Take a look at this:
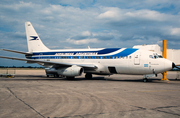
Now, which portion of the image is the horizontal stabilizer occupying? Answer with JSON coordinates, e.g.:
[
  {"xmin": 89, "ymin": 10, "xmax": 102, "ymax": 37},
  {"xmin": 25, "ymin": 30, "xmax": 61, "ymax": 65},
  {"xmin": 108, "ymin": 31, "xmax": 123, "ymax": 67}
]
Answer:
[{"xmin": 1, "ymin": 49, "xmax": 32, "ymax": 55}]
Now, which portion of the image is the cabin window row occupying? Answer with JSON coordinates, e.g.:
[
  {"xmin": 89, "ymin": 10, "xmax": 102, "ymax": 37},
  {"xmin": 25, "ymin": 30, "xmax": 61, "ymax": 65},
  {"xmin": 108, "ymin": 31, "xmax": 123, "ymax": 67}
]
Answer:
[{"xmin": 34, "ymin": 56, "xmax": 132, "ymax": 59}]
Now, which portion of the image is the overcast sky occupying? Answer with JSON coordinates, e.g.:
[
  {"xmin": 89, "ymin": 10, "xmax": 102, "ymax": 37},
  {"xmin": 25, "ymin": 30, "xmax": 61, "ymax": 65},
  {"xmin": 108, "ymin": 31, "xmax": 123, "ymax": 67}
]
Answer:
[{"xmin": 0, "ymin": 0, "xmax": 180, "ymax": 66}]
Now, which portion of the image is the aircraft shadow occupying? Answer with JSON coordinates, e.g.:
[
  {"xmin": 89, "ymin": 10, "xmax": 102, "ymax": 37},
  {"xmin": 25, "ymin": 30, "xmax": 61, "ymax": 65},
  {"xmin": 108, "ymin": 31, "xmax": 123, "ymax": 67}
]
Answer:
[{"xmin": 0, "ymin": 75, "xmax": 177, "ymax": 83}]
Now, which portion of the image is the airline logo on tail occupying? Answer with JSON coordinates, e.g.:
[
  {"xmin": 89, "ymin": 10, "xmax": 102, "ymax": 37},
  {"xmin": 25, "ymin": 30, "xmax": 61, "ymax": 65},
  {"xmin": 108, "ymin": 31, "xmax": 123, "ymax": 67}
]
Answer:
[{"xmin": 30, "ymin": 36, "xmax": 39, "ymax": 41}]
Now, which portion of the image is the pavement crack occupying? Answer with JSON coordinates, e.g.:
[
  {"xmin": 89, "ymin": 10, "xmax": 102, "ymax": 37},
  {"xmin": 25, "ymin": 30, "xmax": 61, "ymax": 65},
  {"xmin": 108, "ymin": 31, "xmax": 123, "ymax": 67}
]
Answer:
[
  {"xmin": 151, "ymin": 106, "xmax": 180, "ymax": 117},
  {"xmin": 152, "ymin": 106, "xmax": 179, "ymax": 110},
  {"xmin": 156, "ymin": 109, "xmax": 180, "ymax": 117},
  {"xmin": 7, "ymin": 87, "xmax": 45, "ymax": 118},
  {"xmin": 131, "ymin": 105, "xmax": 146, "ymax": 110}
]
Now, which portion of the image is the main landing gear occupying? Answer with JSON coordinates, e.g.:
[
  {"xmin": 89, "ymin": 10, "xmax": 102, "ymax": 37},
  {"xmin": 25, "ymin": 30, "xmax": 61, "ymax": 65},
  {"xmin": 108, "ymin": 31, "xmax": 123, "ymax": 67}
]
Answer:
[
  {"xmin": 85, "ymin": 73, "xmax": 92, "ymax": 79},
  {"xmin": 143, "ymin": 78, "xmax": 148, "ymax": 82},
  {"xmin": 66, "ymin": 76, "xmax": 75, "ymax": 80}
]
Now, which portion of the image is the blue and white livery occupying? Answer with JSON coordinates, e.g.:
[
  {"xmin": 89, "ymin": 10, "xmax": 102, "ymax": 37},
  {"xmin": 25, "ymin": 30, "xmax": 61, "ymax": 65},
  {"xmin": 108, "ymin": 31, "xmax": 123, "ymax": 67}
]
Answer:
[{"xmin": 0, "ymin": 22, "xmax": 174, "ymax": 80}]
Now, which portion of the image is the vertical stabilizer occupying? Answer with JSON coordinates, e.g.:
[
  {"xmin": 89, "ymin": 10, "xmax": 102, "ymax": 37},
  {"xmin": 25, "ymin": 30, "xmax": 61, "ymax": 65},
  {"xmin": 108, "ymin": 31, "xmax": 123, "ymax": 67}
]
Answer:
[{"xmin": 25, "ymin": 22, "xmax": 49, "ymax": 52}]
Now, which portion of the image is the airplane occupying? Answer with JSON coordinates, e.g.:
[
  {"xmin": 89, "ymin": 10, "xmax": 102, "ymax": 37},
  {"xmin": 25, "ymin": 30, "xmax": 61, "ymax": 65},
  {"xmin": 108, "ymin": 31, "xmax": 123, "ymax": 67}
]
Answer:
[{"xmin": 0, "ymin": 22, "xmax": 179, "ymax": 81}]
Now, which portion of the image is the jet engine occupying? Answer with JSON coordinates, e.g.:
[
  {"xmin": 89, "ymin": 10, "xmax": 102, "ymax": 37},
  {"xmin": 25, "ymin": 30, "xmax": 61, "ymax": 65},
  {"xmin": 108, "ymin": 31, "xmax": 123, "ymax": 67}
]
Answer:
[
  {"xmin": 45, "ymin": 65, "xmax": 83, "ymax": 77},
  {"xmin": 57, "ymin": 65, "xmax": 83, "ymax": 77}
]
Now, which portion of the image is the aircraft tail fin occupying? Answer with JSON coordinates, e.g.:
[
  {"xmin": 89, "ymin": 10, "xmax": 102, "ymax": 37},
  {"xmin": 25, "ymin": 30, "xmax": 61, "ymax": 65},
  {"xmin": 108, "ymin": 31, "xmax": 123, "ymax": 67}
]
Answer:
[{"xmin": 25, "ymin": 22, "xmax": 50, "ymax": 52}]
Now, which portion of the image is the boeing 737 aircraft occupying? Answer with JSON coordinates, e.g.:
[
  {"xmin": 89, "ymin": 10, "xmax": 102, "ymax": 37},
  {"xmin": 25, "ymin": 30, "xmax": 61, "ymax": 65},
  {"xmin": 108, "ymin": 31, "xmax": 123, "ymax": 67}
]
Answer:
[{"xmin": 0, "ymin": 22, "xmax": 178, "ymax": 81}]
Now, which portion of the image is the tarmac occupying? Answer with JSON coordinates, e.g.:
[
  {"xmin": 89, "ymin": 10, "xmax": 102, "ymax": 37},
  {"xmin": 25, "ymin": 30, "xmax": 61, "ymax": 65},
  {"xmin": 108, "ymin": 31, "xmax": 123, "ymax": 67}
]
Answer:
[{"xmin": 0, "ymin": 69, "xmax": 180, "ymax": 118}]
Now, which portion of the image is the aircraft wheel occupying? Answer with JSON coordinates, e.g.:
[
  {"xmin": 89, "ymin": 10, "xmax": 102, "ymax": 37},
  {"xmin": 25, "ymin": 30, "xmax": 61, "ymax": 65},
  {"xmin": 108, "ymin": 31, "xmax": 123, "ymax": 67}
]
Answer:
[
  {"xmin": 53, "ymin": 74, "xmax": 59, "ymax": 78},
  {"xmin": 143, "ymin": 78, "xmax": 148, "ymax": 82},
  {"xmin": 66, "ymin": 76, "xmax": 75, "ymax": 80},
  {"xmin": 85, "ymin": 73, "xmax": 92, "ymax": 79}
]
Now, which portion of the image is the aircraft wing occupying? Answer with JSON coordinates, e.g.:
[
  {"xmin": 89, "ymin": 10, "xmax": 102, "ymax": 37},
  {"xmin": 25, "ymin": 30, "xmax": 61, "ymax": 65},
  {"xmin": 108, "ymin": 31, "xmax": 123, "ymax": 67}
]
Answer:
[
  {"xmin": 1, "ymin": 49, "xmax": 32, "ymax": 55},
  {"xmin": 0, "ymin": 56, "xmax": 97, "ymax": 69}
]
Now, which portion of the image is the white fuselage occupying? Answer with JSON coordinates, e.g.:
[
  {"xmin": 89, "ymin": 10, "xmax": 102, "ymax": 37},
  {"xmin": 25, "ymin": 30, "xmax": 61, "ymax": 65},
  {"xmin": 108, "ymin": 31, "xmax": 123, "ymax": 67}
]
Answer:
[{"xmin": 28, "ymin": 48, "xmax": 172, "ymax": 75}]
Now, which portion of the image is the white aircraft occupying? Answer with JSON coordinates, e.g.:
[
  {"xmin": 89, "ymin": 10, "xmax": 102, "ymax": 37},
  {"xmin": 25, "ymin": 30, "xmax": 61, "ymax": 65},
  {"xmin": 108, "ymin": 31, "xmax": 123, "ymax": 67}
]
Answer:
[{"xmin": 0, "ymin": 22, "xmax": 178, "ymax": 81}]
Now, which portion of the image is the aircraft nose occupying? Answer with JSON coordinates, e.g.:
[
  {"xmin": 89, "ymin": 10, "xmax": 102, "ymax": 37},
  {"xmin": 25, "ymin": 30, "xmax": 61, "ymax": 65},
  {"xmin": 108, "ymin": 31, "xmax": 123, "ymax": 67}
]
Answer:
[{"xmin": 163, "ymin": 59, "xmax": 173, "ymax": 72}]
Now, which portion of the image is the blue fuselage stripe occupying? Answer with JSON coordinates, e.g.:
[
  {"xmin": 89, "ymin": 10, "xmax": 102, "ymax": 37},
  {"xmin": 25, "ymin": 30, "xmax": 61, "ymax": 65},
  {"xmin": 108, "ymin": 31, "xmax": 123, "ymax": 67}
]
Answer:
[
  {"xmin": 27, "ymin": 48, "xmax": 138, "ymax": 59},
  {"xmin": 114, "ymin": 48, "xmax": 138, "ymax": 57},
  {"xmin": 32, "ymin": 48, "xmax": 121, "ymax": 55}
]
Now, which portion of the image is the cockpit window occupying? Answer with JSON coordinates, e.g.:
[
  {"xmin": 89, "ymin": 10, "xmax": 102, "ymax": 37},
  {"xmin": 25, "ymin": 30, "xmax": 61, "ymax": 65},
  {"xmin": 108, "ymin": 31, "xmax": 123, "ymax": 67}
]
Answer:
[
  {"xmin": 149, "ymin": 55, "xmax": 153, "ymax": 59},
  {"xmin": 158, "ymin": 55, "xmax": 163, "ymax": 58},
  {"xmin": 154, "ymin": 55, "xmax": 158, "ymax": 59},
  {"xmin": 150, "ymin": 53, "xmax": 163, "ymax": 59},
  {"xmin": 153, "ymin": 53, "xmax": 158, "ymax": 59}
]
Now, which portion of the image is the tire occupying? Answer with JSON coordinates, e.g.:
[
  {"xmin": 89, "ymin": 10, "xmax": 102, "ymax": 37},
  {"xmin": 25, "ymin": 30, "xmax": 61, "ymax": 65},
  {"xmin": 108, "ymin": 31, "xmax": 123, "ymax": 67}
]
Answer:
[
  {"xmin": 85, "ymin": 73, "xmax": 92, "ymax": 79},
  {"xmin": 66, "ymin": 76, "xmax": 75, "ymax": 80}
]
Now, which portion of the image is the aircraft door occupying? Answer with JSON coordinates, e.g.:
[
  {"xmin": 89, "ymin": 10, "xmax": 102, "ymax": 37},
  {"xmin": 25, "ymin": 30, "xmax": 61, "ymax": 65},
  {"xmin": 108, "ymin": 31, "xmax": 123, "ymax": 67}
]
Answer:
[
  {"xmin": 134, "ymin": 53, "xmax": 140, "ymax": 65},
  {"xmin": 149, "ymin": 61, "xmax": 151, "ymax": 70}
]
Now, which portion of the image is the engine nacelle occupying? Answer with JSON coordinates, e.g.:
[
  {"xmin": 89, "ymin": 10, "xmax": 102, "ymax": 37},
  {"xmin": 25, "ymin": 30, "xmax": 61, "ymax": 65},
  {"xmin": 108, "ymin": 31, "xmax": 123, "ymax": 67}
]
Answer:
[{"xmin": 57, "ymin": 65, "xmax": 83, "ymax": 77}]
